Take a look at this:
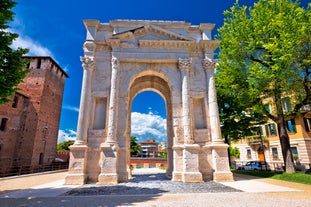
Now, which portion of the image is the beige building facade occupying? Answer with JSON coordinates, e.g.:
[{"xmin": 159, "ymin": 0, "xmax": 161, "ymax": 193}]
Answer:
[{"xmin": 65, "ymin": 20, "xmax": 233, "ymax": 184}]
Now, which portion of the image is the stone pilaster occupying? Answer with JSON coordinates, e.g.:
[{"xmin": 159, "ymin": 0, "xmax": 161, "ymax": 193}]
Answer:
[
  {"xmin": 203, "ymin": 58, "xmax": 233, "ymax": 182},
  {"xmin": 98, "ymin": 56, "xmax": 120, "ymax": 184}
]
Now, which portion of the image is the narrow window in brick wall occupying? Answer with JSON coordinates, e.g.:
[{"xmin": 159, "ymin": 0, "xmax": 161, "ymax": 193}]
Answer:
[
  {"xmin": 0, "ymin": 118, "xmax": 8, "ymax": 131},
  {"xmin": 12, "ymin": 95, "xmax": 19, "ymax": 108},
  {"xmin": 37, "ymin": 58, "xmax": 41, "ymax": 69}
]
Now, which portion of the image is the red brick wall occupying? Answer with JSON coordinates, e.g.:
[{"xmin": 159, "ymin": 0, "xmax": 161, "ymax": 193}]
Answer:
[{"xmin": 0, "ymin": 57, "xmax": 67, "ymax": 173}]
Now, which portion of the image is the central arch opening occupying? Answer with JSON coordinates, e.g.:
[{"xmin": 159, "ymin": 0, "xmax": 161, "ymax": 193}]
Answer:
[
  {"xmin": 131, "ymin": 91, "xmax": 167, "ymax": 165},
  {"xmin": 127, "ymin": 73, "xmax": 174, "ymax": 180}
]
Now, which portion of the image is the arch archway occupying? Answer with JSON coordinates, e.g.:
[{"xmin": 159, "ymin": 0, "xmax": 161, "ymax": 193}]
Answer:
[
  {"xmin": 127, "ymin": 74, "xmax": 174, "ymax": 178},
  {"xmin": 65, "ymin": 19, "xmax": 233, "ymax": 185}
]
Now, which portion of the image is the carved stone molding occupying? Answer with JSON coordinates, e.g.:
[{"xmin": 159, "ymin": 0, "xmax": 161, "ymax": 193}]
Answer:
[
  {"xmin": 178, "ymin": 58, "xmax": 192, "ymax": 71},
  {"xmin": 80, "ymin": 56, "xmax": 95, "ymax": 71},
  {"xmin": 203, "ymin": 58, "xmax": 216, "ymax": 71}
]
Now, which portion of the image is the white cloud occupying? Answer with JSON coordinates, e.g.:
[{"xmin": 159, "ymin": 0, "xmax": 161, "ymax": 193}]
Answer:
[
  {"xmin": 63, "ymin": 105, "xmax": 79, "ymax": 113},
  {"xmin": 58, "ymin": 129, "xmax": 77, "ymax": 143},
  {"xmin": 11, "ymin": 33, "xmax": 53, "ymax": 56},
  {"xmin": 8, "ymin": 15, "xmax": 53, "ymax": 57},
  {"xmin": 131, "ymin": 112, "xmax": 167, "ymax": 143}
]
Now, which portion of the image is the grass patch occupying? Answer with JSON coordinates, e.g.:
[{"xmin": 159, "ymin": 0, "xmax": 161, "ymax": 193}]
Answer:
[
  {"xmin": 233, "ymin": 170, "xmax": 311, "ymax": 185},
  {"xmin": 271, "ymin": 173, "xmax": 311, "ymax": 185},
  {"xmin": 232, "ymin": 170, "xmax": 278, "ymax": 178}
]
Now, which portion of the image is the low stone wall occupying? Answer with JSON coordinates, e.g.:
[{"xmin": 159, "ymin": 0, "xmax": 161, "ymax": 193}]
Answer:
[{"xmin": 130, "ymin": 158, "xmax": 167, "ymax": 169}]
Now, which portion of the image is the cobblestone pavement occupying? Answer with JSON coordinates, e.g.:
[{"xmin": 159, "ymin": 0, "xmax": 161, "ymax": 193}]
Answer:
[{"xmin": 64, "ymin": 172, "xmax": 240, "ymax": 196}]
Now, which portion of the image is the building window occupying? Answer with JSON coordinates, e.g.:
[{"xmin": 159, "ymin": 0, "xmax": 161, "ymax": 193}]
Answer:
[
  {"xmin": 264, "ymin": 104, "xmax": 271, "ymax": 113},
  {"xmin": 265, "ymin": 123, "xmax": 277, "ymax": 137},
  {"xmin": 39, "ymin": 153, "xmax": 44, "ymax": 165},
  {"xmin": 247, "ymin": 149, "xmax": 252, "ymax": 159},
  {"xmin": 272, "ymin": 147, "xmax": 278, "ymax": 159},
  {"xmin": 251, "ymin": 126, "xmax": 263, "ymax": 136},
  {"xmin": 282, "ymin": 97, "xmax": 292, "ymax": 113},
  {"xmin": 303, "ymin": 118, "xmax": 311, "ymax": 132},
  {"xmin": 12, "ymin": 95, "xmax": 19, "ymax": 108},
  {"xmin": 0, "ymin": 118, "xmax": 8, "ymax": 131},
  {"xmin": 286, "ymin": 119, "xmax": 296, "ymax": 133},
  {"xmin": 37, "ymin": 58, "xmax": 41, "ymax": 69},
  {"xmin": 291, "ymin": 146, "xmax": 299, "ymax": 160}
]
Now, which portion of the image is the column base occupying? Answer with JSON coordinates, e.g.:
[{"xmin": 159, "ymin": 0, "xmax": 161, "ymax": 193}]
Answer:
[
  {"xmin": 65, "ymin": 173, "xmax": 86, "ymax": 185},
  {"xmin": 97, "ymin": 173, "xmax": 118, "ymax": 184},
  {"xmin": 213, "ymin": 171, "xmax": 234, "ymax": 182},
  {"xmin": 118, "ymin": 171, "xmax": 130, "ymax": 182},
  {"xmin": 182, "ymin": 172, "xmax": 203, "ymax": 183},
  {"xmin": 172, "ymin": 171, "xmax": 182, "ymax": 182}
]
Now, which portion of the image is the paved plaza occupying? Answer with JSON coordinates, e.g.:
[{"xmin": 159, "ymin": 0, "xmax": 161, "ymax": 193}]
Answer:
[{"xmin": 0, "ymin": 169, "xmax": 310, "ymax": 207}]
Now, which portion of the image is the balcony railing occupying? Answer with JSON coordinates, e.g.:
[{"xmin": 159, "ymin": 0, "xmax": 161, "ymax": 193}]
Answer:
[{"xmin": 246, "ymin": 135, "xmax": 266, "ymax": 145}]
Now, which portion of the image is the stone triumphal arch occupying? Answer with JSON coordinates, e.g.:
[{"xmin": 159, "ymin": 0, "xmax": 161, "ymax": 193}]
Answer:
[{"xmin": 65, "ymin": 20, "xmax": 233, "ymax": 184}]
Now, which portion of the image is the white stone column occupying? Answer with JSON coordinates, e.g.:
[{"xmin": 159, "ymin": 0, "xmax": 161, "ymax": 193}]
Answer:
[
  {"xmin": 178, "ymin": 58, "xmax": 193, "ymax": 144},
  {"xmin": 204, "ymin": 58, "xmax": 233, "ymax": 182},
  {"xmin": 75, "ymin": 56, "xmax": 95, "ymax": 145},
  {"xmin": 106, "ymin": 56, "xmax": 119, "ymax": 143},
  {"xmin": 65, "ymin": 56, "xmax": 93, "ymax": 185},
  {"xmin": 203, "ymin": 58, "xmax": 223, "ymax": 144},
  {"xmin": 98, "ymin": 56, "xmax": 119, "ymax": 184}
]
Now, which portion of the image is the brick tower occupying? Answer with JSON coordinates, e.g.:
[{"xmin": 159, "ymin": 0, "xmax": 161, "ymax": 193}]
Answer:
[{"xmin": 0, "ymin": 56, "xmax": 68, "ymax": 174}]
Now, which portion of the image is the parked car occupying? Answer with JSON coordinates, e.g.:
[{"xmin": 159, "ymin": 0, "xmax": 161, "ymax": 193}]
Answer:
[{"xmin": 242, "ymin": 161, "xmax": 271, "ymax": 171}]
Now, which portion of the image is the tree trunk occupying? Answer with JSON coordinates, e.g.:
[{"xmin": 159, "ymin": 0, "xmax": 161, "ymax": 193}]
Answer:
[
  {"xmin": 275, "ymin": 96, "xmax": 295, "ymax": 173},
  {"xmin": 224, "ymin": 134, "xmax": 231, "ymax": 168}
]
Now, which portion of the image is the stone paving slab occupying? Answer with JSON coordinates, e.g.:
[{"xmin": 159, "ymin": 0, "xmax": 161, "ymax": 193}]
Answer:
[{"xmin": 0, "ymin": 170, "xmax": 311, "ymax": 207}]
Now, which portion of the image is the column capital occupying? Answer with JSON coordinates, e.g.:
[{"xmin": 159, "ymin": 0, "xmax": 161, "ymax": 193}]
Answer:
[
  {"xmin": 80, "ymin": 56, "xmax": 95, "ymax": 71},
  {"xmin": 203, "ymin": 58, "xmax": 216, "ymax": 72},
  {"xmin": 111, "ymin": 56, "xmax": 120, "ymax": 69},
  {"xmin": 178, "ymin": 58, "xmax": 192, "ymax": 71}
]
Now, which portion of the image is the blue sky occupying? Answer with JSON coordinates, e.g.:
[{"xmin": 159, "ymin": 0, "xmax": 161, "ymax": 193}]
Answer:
[{"xmin": 10, "ymin": 0, "xmax": 309, "ymax": 143}]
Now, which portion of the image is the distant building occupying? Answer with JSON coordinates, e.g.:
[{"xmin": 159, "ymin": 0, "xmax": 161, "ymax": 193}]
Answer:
[
  {"xmin": 139, "ymin": 139, "xmax": 158, "ymax": 158},
  {"xmin": 0, "ymin": 56, "xmax": 68, "ymax": 174},
  {"xmin": 232, "ymin": 97, "xmax": 311, "ymax": 171}
]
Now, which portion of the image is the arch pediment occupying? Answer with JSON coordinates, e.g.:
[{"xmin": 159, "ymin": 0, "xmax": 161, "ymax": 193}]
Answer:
[{"xmin": 110, "ymin": 24, "xmax": 195, "ymax": 42}]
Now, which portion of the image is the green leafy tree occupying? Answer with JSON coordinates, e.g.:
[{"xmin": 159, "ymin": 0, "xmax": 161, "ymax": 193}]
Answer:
[
  {"xmin": 229, "ymin": 146, "xmax": 240, "ymax": 159},
  {"xmin": 158, "ymin": 151, "xmax": 167, "ymax": 158},
  {"xmin": 57, "ymin": 140, "xmax": 74, "ymax": 152},
  {"xmin": 0, "ymin": 0, "xmax": 29, "ymax": 104},
  {"xmin": 217, "ymin": 87, "xmax": 267, "ymax": 166},
  {"xmin": 217, "ymin": 0, "xmax": 311, "ymax": 172},
  {"xmin": 130, "ymin": 136, "xmax": 141, "ymax": 157}
]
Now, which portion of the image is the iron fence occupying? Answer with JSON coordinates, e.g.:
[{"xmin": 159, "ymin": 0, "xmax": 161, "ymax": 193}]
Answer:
[{"xmin": 0, "ymin": 162, "xmax": 68, "ymax": 178}]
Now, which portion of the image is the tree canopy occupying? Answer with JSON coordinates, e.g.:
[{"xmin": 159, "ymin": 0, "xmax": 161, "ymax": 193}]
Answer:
[
  {"xmin": 216, "ymin": 0, "xmax": 311, "ymax": 172},
  {"xmin": 0, "ymin": 0, "xmax": 29, "ymax": 104},
  {"xmin": 130, "ymin": 136, "xmax": 141, "ymax": 157},
  {"xmin": 57, "ymin": 140, "xmax": 75, "ymax": 152}
]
